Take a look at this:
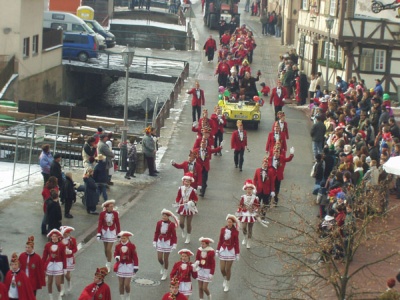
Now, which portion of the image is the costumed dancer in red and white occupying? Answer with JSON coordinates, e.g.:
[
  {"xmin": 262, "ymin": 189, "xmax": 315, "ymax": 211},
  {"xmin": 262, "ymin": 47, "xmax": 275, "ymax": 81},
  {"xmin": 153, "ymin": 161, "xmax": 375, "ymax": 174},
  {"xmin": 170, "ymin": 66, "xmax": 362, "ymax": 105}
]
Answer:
[
  {"xmin": 170, "ymin": 249, "xmax": 198, "ymax": 299},
  {"xmin": 162, "ymin": 277, "xmax": 188, "ymax": 300},
  {"xmin": 4, "ymin": 253, "xmax": 35, "ymax": 300},
  {"xmin": 0, "ymin": 282, "xmax": 8, "ymax": 300},
  {"xmin": 78, "ymin": 267, "xmax": 111, "ymax": 300},
  {"xmin": 19, "ymin": 236, "xmax": 46, "ymax": 296},
  {"xmin": 59, "ymin": 226, "xmax": 77, "ymax": 296},
  {"xmin": 114, "ymin": 231, "xmax": 139, "ymax": 300},
  {"xmin": 211, "ymin": 105, "xmax": 227, "ymax": 156},
  {"xmin": 171, "ymin": 150, "xmax": 203, "ymax": 190},
  {"xmin": 265, "ymin": 121, "xmax": 287, "ymax": 155},
  {"xmin": 174, "ymin": 173, "xmax": 198, "ymax": 244},
  {"xmin": 253, "ymin": 158, "xmax": 276, "ymax": 216},
  {"xmin": 231, "ymin": 120, "xmax": 248, "ymax": 172},
  {"xmin": 268, "ymin": 145, "xmax": 295, "ymax": 207},
  {"xmin": 269, "ymin": 80, "xmax": 288, "ymax": 120},
  {"xmin": 274, "ymin": 111, "xmax": 289, "ymax": 140},
  {"xmin": 42, "ymin": 229, "xmax": 67, "ymax": 300},
  {"xmin": 193, "ymin": 237, "xmax": 215, "ymax": 300},
  {"xmin": 216, "ymin": 214, "xmax": 240, "ymax": 292},
  {"xmin": 153, "ymin": 209, "xmax": 179, "ymax": 281},
  {"xmin": 236, "ymin": 179, "xmax": 260, "ymax": 249},
  {"xmin": 96, "ymin": 199, "xmax": 121, "ymax": 272}
]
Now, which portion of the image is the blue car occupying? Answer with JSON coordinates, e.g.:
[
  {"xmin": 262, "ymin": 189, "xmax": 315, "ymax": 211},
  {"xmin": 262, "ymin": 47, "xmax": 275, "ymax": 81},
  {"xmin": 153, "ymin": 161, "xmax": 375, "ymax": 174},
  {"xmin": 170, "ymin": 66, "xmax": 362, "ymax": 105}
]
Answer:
[{"xmin": 62, "ymin": 32, "xmax": 99, "ymax": 62}]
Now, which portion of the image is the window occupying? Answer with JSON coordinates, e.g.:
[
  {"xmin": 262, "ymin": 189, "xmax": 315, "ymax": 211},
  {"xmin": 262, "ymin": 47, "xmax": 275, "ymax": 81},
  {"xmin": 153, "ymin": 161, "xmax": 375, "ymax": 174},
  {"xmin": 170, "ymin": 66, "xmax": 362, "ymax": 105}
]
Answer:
[
  {"xmin": 324, "ymin": 41, "xmax": 335, "ymax": 61},
  {"xmin": 330, "ymin": 0, "xmax": 337, "ymax": 16},
  {"xmin": 51, "ymin": 23, "xmax": 67, "ymax": 30},
  {"xmin": 299, "ymin": 35, "xmax": 306, "ymax": 58},
  {"xmin": 359, "ymin": 48, "xmax": 386, "ymax": 72},
  {"xmin": 23, "ymin": 37, "xmax": 30, "ymax": 57},
  {"xmin": 302, "ymin": 0, "xmax": 308, "ymax": 10},
  {"xmin": 32, "ymin": 34, "xmax": 39, "ymax": 55},
  {"xmin": 72, "ymin": 24, "xmax": 85, "ymax": 32}
]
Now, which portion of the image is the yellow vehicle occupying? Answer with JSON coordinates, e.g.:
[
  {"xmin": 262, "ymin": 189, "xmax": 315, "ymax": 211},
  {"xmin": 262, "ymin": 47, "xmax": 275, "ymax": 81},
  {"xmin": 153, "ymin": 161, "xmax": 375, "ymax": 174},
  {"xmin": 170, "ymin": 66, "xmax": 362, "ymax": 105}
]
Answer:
[{"xmin": 220, "ymin": 99, "xmax": 261, "ymax": 129}]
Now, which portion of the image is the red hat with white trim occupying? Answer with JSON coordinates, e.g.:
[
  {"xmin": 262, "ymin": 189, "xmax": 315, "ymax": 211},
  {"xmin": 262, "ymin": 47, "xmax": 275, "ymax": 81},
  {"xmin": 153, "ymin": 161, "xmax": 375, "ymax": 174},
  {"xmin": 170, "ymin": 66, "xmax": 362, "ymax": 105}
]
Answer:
[
  {"xmin": 117, "ymin": 231, "xmax": 134, "ymax": 238},
  {"xmin": 60, "ymin": 226, "xmax": 75, "ymax": 235},
  {"xmin": 161, "ymin": 209, "xmax": 179, "ymax": 228},
  {"xmin": 47, "ymin": 229, "xmax": 63, "ymax": 239},
  {"xmin": 178, "ymin": 248, "xmax": 194, "ymax": 256},
  {"xmin": 242, "ymin": 179, "xmax": 256, "ymax": 191},
  {"xmin": 182, "ymin": 172, "xmax": 194, "ymax": 182},
  {"xmin": 199, "ymin": 237, "xmax": 214, "ymax": 244},
  {"xmin": 226, "ymin": 214, "xmax": 239, "ymax": 224},
  {"xmin": 102, "ymin": 199, "xmax": 116, "ymax": 208}
]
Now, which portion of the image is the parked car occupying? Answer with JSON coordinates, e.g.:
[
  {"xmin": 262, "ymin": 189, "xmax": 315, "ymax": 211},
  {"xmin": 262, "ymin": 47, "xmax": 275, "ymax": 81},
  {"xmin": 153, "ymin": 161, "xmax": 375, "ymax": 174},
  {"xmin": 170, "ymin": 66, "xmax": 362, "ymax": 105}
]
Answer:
[
  {"xmin": 62, "ymin": 32, "xmax": 99, "ymax": 62},
  {"xmin": 43, "ymin": 11, "xmax": 107, "ymax": 50},
  {"xmin": 83, "ymin": 19, "xmax": 116, "ymax": 48}
]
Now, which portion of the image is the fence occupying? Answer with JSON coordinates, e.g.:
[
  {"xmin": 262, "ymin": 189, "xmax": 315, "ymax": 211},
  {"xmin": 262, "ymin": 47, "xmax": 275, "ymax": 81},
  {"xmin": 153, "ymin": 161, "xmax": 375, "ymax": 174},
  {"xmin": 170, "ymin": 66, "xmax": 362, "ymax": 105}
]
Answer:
[{"xmin": 42, "ymin": 28, "xmax": 63, "ymax": 51}]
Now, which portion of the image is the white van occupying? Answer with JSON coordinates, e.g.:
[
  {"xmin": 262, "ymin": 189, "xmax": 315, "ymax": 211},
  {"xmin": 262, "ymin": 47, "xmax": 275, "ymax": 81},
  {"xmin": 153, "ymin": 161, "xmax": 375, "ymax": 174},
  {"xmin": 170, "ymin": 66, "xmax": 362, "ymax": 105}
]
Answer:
[{"xmin": 43, "ymin": 11, "xmax": 106, "ymax": 50}]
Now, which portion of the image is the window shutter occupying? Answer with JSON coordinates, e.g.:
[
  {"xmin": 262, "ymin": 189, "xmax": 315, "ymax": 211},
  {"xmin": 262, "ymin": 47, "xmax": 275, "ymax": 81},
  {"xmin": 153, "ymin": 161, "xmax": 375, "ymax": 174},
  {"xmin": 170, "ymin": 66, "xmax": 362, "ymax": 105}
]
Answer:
[{"xmin": 318, "ymin": 39, "xmax": 324, "ymax": 59}]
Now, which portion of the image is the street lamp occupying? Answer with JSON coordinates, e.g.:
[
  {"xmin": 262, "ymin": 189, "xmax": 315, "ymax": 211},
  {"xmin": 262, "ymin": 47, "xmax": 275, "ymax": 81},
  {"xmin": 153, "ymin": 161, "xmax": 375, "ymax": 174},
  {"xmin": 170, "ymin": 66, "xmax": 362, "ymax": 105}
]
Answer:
[
  {"xmin": 325, "ymin": 16, "xmax": 334, "ymax": 91},
  {"xmin": 120, "ymin": 44, "xmax": 135, "ymax": 171}
]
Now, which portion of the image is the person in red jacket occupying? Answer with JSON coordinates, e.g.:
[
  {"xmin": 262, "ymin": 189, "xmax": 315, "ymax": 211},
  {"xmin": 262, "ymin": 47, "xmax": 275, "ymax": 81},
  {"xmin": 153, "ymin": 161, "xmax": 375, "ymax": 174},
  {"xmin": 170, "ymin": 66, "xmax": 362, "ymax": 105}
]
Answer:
[
  {"xmin": 236, "ymin": 179, "xmax": 260, "ymax": 249},
  {"xmin": 170, "ymin": 249, "xmax": 197, "ymax": 298},
  {"xmin": 96, "ymin": 200, "xmax": 121, "ymax": 272},
  {"xmin": 162, "ymin": 277, "xmax": 188, "ymax": 300},
  {"xmin": 78, "ymin": 267, "xmax": 111, "ymax": 300},
  {"xmin": 4, "ymin": 253, "xmax": 35, "ymax": 300},
  {"xmin": 60, "ymin": 226, "xmax": 78, "ymax": 296},
  {"xmin": 220, "ymin": 30, "xmax": 231, "ymax": 46},
  {"xmin": 193, "ymin": 127, "xmax": 214, "ymax": 149},
  {"xmin": 273, "ymin": 111, "xmax": 289, "ymax": 140},
  {"xmin": 216, "ymin": 214, "xmax": 240, "ymax": 292},
  {"xmin": 154, "ymin": 209, "xmax": 179, "ymax": 281},
  {"xmin": 270, "ymin": 80, "xmax": 288, "ymax": 120},
  {"xmin": 266, "ymin": 122, "xmax": 288, "ymax": 155},
  {"xmin": 268, "ymin": 146, "xmax": 295, "ymax": 206},
  {"xmin": 203, "ymin": 35, "xmax": 217, "ymax": 62},
  {"xmin": 19, "ymin": 236, "xmax": 46, "ymax": 296},
  {"xmin": 215, "ymin": 58, "xmax": 231, "ymax": 87},
  {"xmin": 175, "ymin": 173, "xmax": 199, "ymax": 244},
  {"xmin": 253, "ymin": 158, "xmax": 276, "ymax": 216},
  {"xmin": 231, "ymin": 120, "xmax": 248, "ymax": 171},
  {"xmin": 171, "ymin": 150, "xmax": 203, "ymax": 189},
  {"xmin": 0, "ymin": 282, "xmax": 8, "ymax": 300},
  {"xmin": 196, "ymin": 109, "xmax": 217, "ymax": 138},
  {"xmin": 194, "ymin": 138, "xmax": 223, "ymax": 197},
  {"xmin": 211, "ymin": 106, "xmax": 227, "ymax": 155},
  {"xmin": 194, "ymin": 237, "xmax": 215, "ymax": 300},
  {"xmin": 187, "ymin": 81, "xmax": 205, "ymax": 122},
  {"xmin": 42, "ymin": 229, "xmax": 67, "ymax": 299},
  {"xmin": 114, "ymin": 231, "xmax": 139, "ymax": 300}
]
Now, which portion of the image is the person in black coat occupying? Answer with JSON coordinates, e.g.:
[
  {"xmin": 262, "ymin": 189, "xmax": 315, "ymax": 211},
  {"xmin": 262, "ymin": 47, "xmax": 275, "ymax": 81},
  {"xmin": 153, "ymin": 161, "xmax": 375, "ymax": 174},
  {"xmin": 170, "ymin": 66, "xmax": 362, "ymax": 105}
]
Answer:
[
  {"xmin": 93, "ymin": 154, "xmax": 108, "ymax": 202},
  {"xmin": 0, "ymin": 249, "xmax": 9, "ymax": 282},
  {"xmin": 50, "ymin": 153, "xmax": 64, "ymax": 190},
  {"xmin": 299, "ymin": 73, "xmax": 309, "ymax": 105},
  {"xmin": 62, "ymin": 172, "xmax": 76, "ymax": 219},
  {"xmin": 84, "ymin": 168, "xmax": 99, "ymax": 215},
  {"xmin": 46, "ymin": 189, "xmax": 62, "ymax": 232}
]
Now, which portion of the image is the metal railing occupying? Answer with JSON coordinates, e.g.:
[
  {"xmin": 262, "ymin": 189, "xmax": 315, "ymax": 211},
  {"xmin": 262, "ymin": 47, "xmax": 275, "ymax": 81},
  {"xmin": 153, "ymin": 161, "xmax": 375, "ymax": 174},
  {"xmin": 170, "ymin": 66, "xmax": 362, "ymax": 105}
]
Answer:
[{"xmin": 0, "ymin": 56, "xmax": 15, "ymax": 94}]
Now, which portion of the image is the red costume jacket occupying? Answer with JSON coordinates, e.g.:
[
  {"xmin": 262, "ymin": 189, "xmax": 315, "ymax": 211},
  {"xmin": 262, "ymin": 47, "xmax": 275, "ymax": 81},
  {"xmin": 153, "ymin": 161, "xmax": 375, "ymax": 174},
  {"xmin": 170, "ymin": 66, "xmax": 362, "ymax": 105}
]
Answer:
[
  {"xmin": 153, "ymin": 220, "xmax": 177, "ymax": 246},
  {"xmin": 215, "ymin": 61, "xmax": 230, "ymax": 75},
  {"xmin": 216, "ymin": 226, "xmax": 240, "ymax": 254},
  {"xmin": 97, "ymin": 210, "xmax": 121, "ymax": 234},
  {"xmin": 197, "ymin": 117, "xmax": 217, "ymax": 136},
  {"xmin": 193, "ymin": 135, "xmax": 214, "ymax": 150},
  {"xmin": 270, "ymin": 86, "xmax": 288, "ymax": 106},
  {"xmin": 175, "ymin": 186, "xmax": 198, "ymax": 215},
  {"xmin": 162, "ymin": 292, "xmax": 188, "ymax": 300},
  {"xmin": 267, "ymin": 153, "xmax": 294, "ymax": 181},
  {"xmin": 203, "ymin": 38, "xmax": 217, "ymax": 52},
  {"xmin": 271, "ymin": 120, "xmax": 289, "ymax": 140},
  {"xmin": 194, "ymin": 146, "xmax": 222, "ymax": 171},
  {"xmin": 0, "ymin": 282, "xmax": 8, "ymax": 300},
  {"xmin": 265, "ymin": 131, "xmax": 287, "ymax": 154},
  {"xmin": 42, "ymin": 241, "xmax": 66, "ymax": 270},
  {"xmin": 220, "ymin": 33, "xmax": 231, "ymax": 45},
  {"xmin": 114, "ymin": 242, "xmax": 139, "ymax": 267},
  {"xmin": 79, "ymin": 282, "xmax": 111, "ymax": 300},
  {"xmin": 19, "ymin": 252, "xmax": 46, "ymax": 290},
  {"xmin": 253, "ymin": 167, "xmax": 276, "ymax": 195},
  {"xmin": 170, "ymin": 261, "xmax": 197, "ymax": 283},
  {"xmin": 172, "ymin": 161, "xmax": 202, "ymax": 188},
  {"xmin": 4, "ymin": 269, "xmax": 35, "ymax": 300},
  {"xmin": 195, "ymin": 248, "xmax": 215, "ymax": 274},
  {"xmin": 210, "ymin": 113, "xmax": 227, "ymax": 133},
  {"xmin": 231, "ymin": 130, "xmax": 247, "ymax": 151},
  {"xmin": 62, "ymin": 236, "xmax": 78, "ymax": 264},
  {"xmin": 187, "ymin": 88, "xmax": 205, "ymax": 107},
  {"xmin": 239, "ymin": 65, "xmax": 251, "ymax": 77}
]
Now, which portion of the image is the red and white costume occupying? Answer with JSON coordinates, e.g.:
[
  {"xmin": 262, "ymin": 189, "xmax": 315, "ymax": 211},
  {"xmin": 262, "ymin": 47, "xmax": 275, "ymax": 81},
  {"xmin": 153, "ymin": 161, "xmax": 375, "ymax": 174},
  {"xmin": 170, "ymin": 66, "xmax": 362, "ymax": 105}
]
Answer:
[
  {"xmin": 273, "ymin": 119, "xmax": 289, "ymax": 140},
  {"xmin": 216, "ymin": 226, "xmax": 240, "ymax": 261},
  {"xmin": 170, "ymin": 261, "xmax": 197, "ymax": 296},
  {"xmin": 265, "ymin": 131, "xmax": 287, "ymax": 154},
  {"xmin": 4, "ymin": 269, "xmax": 35, "ymax": 300},
  {"xmin": 154, "ymin": 220, "xmax": 178, "ymax": 253},
  {"xmin": 19, "ymin": 251, "xmax": 46, "ymax": 291},
  {"xmin": 175, "ymin": 186, "xmax": 198, "ymax": 216},
  {"xmin": 42, "ymin": 241, "xmax": 66, "ymax": 276},
  {"xmin": 267, "ymin": 153, "xmax": 294, "ymax": 181},
  {"xmin": 195, "ymin": 246, "xmax": 215, "ymax": 283},
  {"xmin": 97, "ymin": 210, "xmax": 121, "ymax": 243},
  {"xmin": 253, "ymin": 167, "xmax": 276, "ymax": 195},
  {"xmin": 172, "ymin": 160, "xmax": 203, "ymax": 189},
  {"xmin": 0, "ymin": 282, "xmax": 7, "ymax": 300},
  {"xmin": 162, "ymin": 291, "xmax": 188, "ymax": 300},
  {"xmin": 62, "ymin": 236, "xmax": 77, "ymax": 271},
  {"xmin": 79, "ymin": 282, "xmax": 111, "ymax": 300},
  {"xmin": 237, "ymin": 194, "xmax": 260, "ymax": 223},
  {"xmin": 114, "ymin": 241, "xmax": 139, "ymax": 278}
]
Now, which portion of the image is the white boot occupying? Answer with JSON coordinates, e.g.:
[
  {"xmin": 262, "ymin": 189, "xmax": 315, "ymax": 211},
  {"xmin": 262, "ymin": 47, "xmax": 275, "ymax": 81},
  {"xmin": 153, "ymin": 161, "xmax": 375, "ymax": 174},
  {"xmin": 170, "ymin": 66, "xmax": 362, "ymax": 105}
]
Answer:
[
  {"xmin": 120, "ymin": 295, "xmax": 125, "ymax": 300},
  {"xmin": 185, "ymin": 233, "xmax": 191, "ymax": 244},
  {"xmin": 224, "ymin": 280, "xmax": 230, "ymax": 292},
  {"xmin": 161, "ymin": 269, "xmax": 168, "ymax": 280},
  {"xmin": 246, "ymin": 238, "xmax": 251, "ymax": 249},
  {"xmin": 60, "ymin": 284, "xmax": 65, "ymax": 296},
  {"xmin": 223, "ymin": 276, "xmax": 227, "ymax": 288},
  {"xmin": 208, "ymin": 294, "xmax": 212, "ymax": 300},
  {"xmin": 49, "ymin": 294, "xmax": 54, "ymax": 300},
  {"xmin": 66, "ymin": 279, "xmax": 71, "ymax": 294},
  {"xmin": 160, "ymin": 264, "xmax": 164, "ymax": 275},
  {"xmin": 58, "ymin": 294, "xmax": 62, "ymax": 300},
  {"xmin": 105, "ymin": 261, "xmax": 111, "ymax": 272},
  {"xmin": 181, "ymin": 230, "xmax": 186, "ymax": 238},
  {"xmin": 242, "ymin": 237, "xmax": 247, "ymax": 245},
  {"xmin": 125, "ymin": 293, "xmax": 131, "ymax": 300}
]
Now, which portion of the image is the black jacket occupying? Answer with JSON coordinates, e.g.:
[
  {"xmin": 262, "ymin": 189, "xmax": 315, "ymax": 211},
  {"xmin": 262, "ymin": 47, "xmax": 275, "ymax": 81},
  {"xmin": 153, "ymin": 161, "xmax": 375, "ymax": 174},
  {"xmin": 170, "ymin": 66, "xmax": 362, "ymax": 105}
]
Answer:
[
  {"xmin": 47, "ymin": 200, "xmax": 62, "ymax": 231},
  {"xmin": 62, "ymin": 176, "xmax": 76, "ymax": 202},
  {"xmin": 50, "ymin": 161, "xmax": 63, "ymax": 188},
  {"xmin": 310, "ymin": 121, "xmax": 326, "ymax": 142}
]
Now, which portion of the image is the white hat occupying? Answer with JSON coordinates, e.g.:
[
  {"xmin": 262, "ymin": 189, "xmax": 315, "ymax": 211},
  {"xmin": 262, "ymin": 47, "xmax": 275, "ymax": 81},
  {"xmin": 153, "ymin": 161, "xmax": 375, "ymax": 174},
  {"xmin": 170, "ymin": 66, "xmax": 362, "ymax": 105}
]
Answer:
[
  {"xmin": 47, "ymin": 229, "xmax": 63, "ymax": 239},
  {"xmin": 324, "ymin": 215, "xmax": 334, "ymax": 221},
  {"xmin": 226, "ymin": 214, "xmax": 239, "ymax": 223},
  {"xmin": 60, "ymin": 226, "xmax": 75, "ymax": 235},
  {"xmin": 117, "ymin": 231, "xmax": 134, "ymax": 238},
  {"xmin": 161, "ymin": 209, "xmax": 179, "ymax": 228},
  {"xmin": 199, "ymin": 237, "xmax": 214, "ymax": 244},
  {"xmin": 230, "ymin": 67, "xmax": 237, "ymax": 73},
  {"xmin": 242, "ymin": 179, "xmax": 256, "ymax": 192},
  {"xmin": 102, "ymin": 199, "xmax": 116, "ymax": 208},
  {"xmin": 178, "ymin": 249, "xmax": 194, "ymax": 256},
  {"xmin": 182, "ymin": 172, "xmax": 194, "ymax": 182}
]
